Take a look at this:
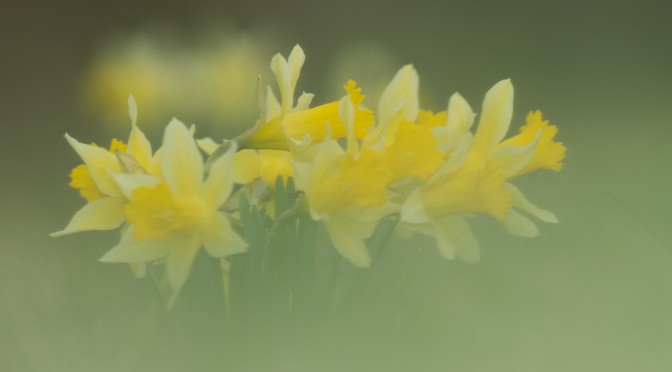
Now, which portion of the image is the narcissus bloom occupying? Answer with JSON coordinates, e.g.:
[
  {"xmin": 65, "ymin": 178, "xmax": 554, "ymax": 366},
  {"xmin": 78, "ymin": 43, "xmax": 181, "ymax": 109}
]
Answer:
[
  {"xmin": 244, "ymin": 46, "xmax": 374, "ymax": 150},
  {"xmin": 51, "ymin": 95, "xmax": 156, "ymax": 238},
  {"xmin": 293, "ymin": 97, "xmax": 397, "ymax": 267},
  {"xmin": 54, "ymin": 43, "xmax": 566, "ymax": 300},
  {"xmin": 401, "ymin": 79, "xmax": 565, "ymax": 260},
  {"xmin": 100, "ymin": 119, "xmax": 246, "ymax": 306}
]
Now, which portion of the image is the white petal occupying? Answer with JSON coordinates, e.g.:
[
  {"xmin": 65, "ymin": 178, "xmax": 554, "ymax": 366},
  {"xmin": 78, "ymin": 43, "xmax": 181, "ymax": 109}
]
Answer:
[
  {"xmin": 108, "ymin": 171, "xmax": 160, "ymax": 200},
  {"xmin": 65, "ymin": 134, "xmax": 122, "ymax": 197},
  {"xmin": 165, "ymin": 237, "xmax": 202, "ymax": 307},
  {"xmin": 506, "ymin": 183, "xmax": 559, "ymax": 223},
  {"xmin": 202, "ymin": 213, "xmax": 247, "ymax": 258},
  {"xmin": 433, "ymin": 216, "xmax": 480, "ymax": 263},
  {"xmin": 378, "ymin": 64, "xmax": 419, "ymax": 124},
  {"xmin": 100, "ymin": 228, "xmax": 172, "ymax": 263},
  {"xmin": 202, "ymin": 143, "xmax": 237, "ymax": 208},
  {"xmin": 502, "ymin": 209, "xmax": 539, "ymax": 238},
  {"xmin": 473, "ymin": 79, "xmax": 514, "ymax": 154},
  {"xmin": 161, "ymin": 119, "xmax": 203, "ymax": 197},
  {"xmin": 51, "ymin": 197, "xmax": 125, "ymax": 237}
]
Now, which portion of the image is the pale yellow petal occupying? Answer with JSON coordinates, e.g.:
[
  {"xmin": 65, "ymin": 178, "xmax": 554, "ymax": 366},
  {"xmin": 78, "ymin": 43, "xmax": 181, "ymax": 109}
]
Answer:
[
  {"xmin": 433, "ymin": 215, "xmax": 480, "ymax": 263},
  {"xmin": 99, "ymin": 228, "xmax": 172, "ymax": 263},
  {"xmin": 127, "ymin": 94, "xmax": 138, "ymax": 126},
  {"xmin": 166, "ymin": 237, "xmax": 202, "ymax": 307},
  {"xmin": 202, "ymin": 213, "xmax": 247, "ymax": 258},
  {"xmin": 506, "ymin": 183, "xmax": 558, "ymax": 223},
  {"xmin": 271, "ymin": 53, "xmax": 292, "ymax": 113},
  {"xmin": 295, "ymin": 92, "xmax": 314, "ymax": 111},
  {"xmin": 287, "ymin": 45, "xmax": 305, "ymax": 95},
  {"xmin": 324, "ymin": 203, "xmax": 398, "ymax": 268},
  {"xmin": 323, "ymin": 217, "xmax": 372, "ymax": 268},
  {"xmin": 233, "ymin": 149, "xmax": 261, "ymax": 184},
  {"xmin": 65, "ymin": 134, "xmax": 122, "ymax": 197},
  {"xmin": 126, "ymin": 126, "xmax": 153, "ymax": 171},
  {"xmin": 447, "ymin": 93, "xmax": 475, "ymax": 133},
  {"xmin": 378, "ymin": 64, "xmax": 419, "ymax": 124},
  {"xmin": 429, "ymin": 134, "xmax": 472, "ymax": 183},
  {"xmin": 265, "ymin": 85, "xmax": 282, "ymax": 120},
  {"xmin": 489, "ymin": 130, "xmax": 540, "ymax": 178},
  {"xmin": 400, "ymin": 188, "xmax": 431, "ymax": 224},
  {"xmin": 472, "ymin": 79, "xmax": 514, "ymax": 154},
  {"xmin": 502, "ymin": 209, "xmax": 539, "ymax": 238},
  {"xmin": 161, "ymin": 119, "xmax": 203, "ymax": 197},
  {"xmin": 436, "ymin": 93, "xmax": 475, "ymax": 151},
  {"xmin": 51, "ymin": 197, "xmax": 126, "ymax": 237},
  {"xmin": 202, "ymin": 142, "xmax": 237, "ymax": 208},
  {"xmin": 338, "ymin": 96, "xmax": 358, "ymax": 154},
  {"xmin": 108, "ymin": 171, "xmax": 160, "ymax": 199},
  {"xmin": 291, "ymin": 162, "xmax": 312, "ymax": 198},
  {"xmin": 126, "ymin": 95, "xmax": 152, "ymax": 172},
  {"xmin": 196, "ymin": 137, "xmax": 219, "ymax": 155}
]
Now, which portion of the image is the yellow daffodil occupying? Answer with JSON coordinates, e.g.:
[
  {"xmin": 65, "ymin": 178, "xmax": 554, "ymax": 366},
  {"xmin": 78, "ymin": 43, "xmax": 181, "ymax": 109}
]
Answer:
[
  {"xmin": 469, "ymin": 79, "xmax": 565, "ymax": 237},
  {"xmin": 244, "ymin": 46, "xmax": 374, "ymax": 151},
  {"xmin": 293, "ymin": 97, "xmax": 397, "ymax": 267},
  {"xmin": 401, "ymin": 79, "xmax": 565, "ymax": 260},
  {"xmin": 52, "ymin": 95, "xmax": 155, "ymax": 238},
  {"xmin": 100, "ymin": 119, "xmax": 246, "ymax": 306}
]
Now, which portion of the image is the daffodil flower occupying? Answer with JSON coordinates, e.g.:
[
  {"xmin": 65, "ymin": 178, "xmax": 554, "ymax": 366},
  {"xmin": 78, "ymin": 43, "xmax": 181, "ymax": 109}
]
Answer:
[
  {"xmin": 401, "ymin": 79, "xmax": 565, "ymax": 260},
  {"xmin": 469, "ymin": 79, "xmax": 565, "ymax": 237},
  {"xmin": 51, "ymin": 95, "xmax": 155, "ymax": 238},
  {"xmin": 100, "ymin": 119, "xmax": 246, "ymax": 306},
  {"xmin": 293, "ymin": 97, "xmax": 397, "ymax": 267},
  {"xmin": 244, "ymin": 45, "xmax": 374, "ymax": 151}
]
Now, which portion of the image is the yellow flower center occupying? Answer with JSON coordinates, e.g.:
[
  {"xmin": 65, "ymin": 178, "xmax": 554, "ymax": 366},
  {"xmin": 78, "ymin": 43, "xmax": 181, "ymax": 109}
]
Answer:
[
  {"xmin": 69, "ymin": 164, "xmax": 105, "ymax": 202},
  {"xmin": 380, "ymin": 120, "xmax": 445, "ymax": 181},
  {"xmin": 125, "ymin": 183, "xmax": 213, "ymax": 240}
]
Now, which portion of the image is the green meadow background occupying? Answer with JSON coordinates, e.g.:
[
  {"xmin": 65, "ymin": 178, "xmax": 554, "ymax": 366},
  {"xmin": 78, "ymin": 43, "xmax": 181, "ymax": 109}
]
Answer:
[{"xmin": 2, "ymin": 1, "xmax": 671, "ymax": 371}]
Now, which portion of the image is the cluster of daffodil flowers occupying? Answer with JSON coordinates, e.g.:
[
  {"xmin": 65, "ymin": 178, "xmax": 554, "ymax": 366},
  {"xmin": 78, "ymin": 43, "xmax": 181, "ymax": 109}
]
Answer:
[{"xmin": 53, "ymin": 45, "xmax": 565, "ymax": 308}]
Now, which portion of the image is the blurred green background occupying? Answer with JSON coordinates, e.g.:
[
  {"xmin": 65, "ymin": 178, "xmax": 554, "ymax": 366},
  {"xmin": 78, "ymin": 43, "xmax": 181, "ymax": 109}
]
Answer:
[{"xmin": 2, "ymin": 0, "xmax": 672, "ymax": 371}]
